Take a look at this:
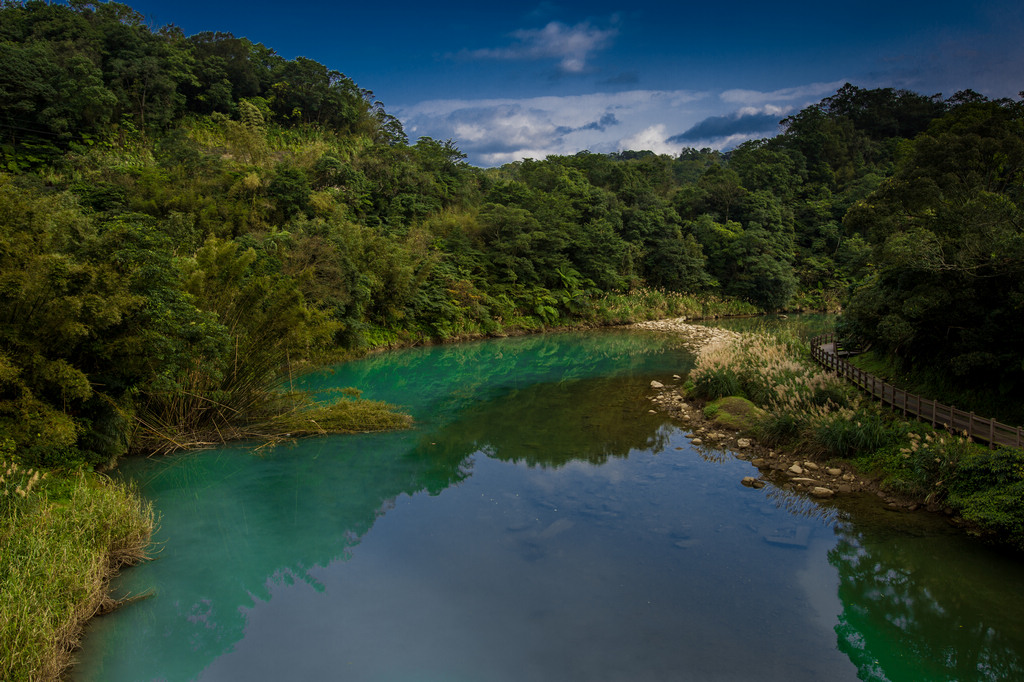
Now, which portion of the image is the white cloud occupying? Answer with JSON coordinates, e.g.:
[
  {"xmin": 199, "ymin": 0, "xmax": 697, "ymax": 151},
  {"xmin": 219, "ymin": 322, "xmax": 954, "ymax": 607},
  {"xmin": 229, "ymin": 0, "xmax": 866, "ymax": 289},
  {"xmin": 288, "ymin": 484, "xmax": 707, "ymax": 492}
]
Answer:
[
  {"xmin": 616, "ymin": 125, "xmax": 678, "ymax": 155},
  {"xmin": 397, "ymin": 90, "xmax": 708, "ymax": 166},
  {"xmin": 480, "ymin": 149, "xmax": 559, "ymax": 166},
  {"xmin": 736, "ymin": 104, "xmax": 789, "ymax": 117},
  {"xmin": 402, "ymin": 90, "xmax": 705, "ymax": 122},
  {"xmin": 469, "ymin": 21, "xmax": 618, "ymax": 73},
  {"xmin": 395, "ymin": 81, "xmax": 854, "ymax": 166},
  {"xmin": 720, "ymin": 81, "xmax": 848, "ymax": 106}
]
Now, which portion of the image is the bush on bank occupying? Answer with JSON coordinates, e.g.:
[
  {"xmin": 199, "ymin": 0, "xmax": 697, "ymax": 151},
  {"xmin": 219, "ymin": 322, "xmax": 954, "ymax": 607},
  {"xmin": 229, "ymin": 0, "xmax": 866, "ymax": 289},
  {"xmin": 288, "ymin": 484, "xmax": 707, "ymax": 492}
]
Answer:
[{"xmin": 687, "ymin": 332, "xmax": 1024, "ymax": 551}]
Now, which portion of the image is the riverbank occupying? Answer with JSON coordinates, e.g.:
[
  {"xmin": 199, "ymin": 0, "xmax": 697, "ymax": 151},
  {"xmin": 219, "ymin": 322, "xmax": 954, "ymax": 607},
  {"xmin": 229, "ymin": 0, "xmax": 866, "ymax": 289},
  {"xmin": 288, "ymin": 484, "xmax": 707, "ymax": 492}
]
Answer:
[
  {"xmin": 633, "ymin": 318, "xmax": 887, "ymax": 500},
  {"xmin": 633, "ymin": 318, "xmax": 1017, "ymax": 545},
  {"xmin": 644, "ymin": 376, "xmax": 898, "ymax": 502},
  {"xmin": 0, "ymin": 466, "xmax": 153, "ymax": 681},
  {"xmin": 336, "ymin": 290, "xmax": 760, "ymax": 357}
]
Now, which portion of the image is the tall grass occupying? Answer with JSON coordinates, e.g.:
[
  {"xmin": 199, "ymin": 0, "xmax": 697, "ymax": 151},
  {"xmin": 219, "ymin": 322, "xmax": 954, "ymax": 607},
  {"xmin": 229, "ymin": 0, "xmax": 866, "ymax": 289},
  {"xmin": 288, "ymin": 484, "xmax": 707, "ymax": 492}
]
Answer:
[
  {"xmin": 1, "ymin": 461, "xmax": 154, "ymax": 681},
  {"xmin": 689, "ymin": 333, "xmax": 849, "ymax": 411}
]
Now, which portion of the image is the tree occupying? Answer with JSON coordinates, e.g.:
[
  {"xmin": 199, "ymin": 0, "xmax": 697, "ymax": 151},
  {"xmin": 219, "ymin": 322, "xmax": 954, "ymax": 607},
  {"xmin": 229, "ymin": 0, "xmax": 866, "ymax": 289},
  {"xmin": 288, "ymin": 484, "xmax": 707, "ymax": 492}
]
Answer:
[
  {"xmin": 843, "ymin": 100, "xmax": 1024, "ymax": 395},
  {"xmin": 0, "ymin": 181, "xmax": 222, "ymax": 465}
]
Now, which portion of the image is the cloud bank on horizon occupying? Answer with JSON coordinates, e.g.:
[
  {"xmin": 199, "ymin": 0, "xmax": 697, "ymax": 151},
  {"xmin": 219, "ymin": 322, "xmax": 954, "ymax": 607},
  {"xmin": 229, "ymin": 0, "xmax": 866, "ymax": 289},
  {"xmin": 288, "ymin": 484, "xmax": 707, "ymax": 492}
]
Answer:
[{"xmin": 398, "ymin": 83, "xmax": 847, "ymax": 166}]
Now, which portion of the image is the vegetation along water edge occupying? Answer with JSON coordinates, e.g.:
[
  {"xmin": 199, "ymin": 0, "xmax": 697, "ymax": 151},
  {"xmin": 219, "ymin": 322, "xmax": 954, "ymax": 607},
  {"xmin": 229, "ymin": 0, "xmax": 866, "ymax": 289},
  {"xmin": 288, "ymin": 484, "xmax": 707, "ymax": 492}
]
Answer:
[
  {"xmin": 1, "ymin": 454, "xmax": 153, "ymax": 681},
  {"xmin": 639, "ymin": 320, "xmax": 1024, "ymax": 554}
]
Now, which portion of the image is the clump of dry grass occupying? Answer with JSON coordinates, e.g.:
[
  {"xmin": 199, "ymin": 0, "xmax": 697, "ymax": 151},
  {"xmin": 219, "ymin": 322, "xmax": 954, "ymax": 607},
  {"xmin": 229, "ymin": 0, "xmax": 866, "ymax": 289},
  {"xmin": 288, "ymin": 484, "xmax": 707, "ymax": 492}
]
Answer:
[{"xmin": 132, "ymin": 388, "xmax": 412, "ymax": 456}]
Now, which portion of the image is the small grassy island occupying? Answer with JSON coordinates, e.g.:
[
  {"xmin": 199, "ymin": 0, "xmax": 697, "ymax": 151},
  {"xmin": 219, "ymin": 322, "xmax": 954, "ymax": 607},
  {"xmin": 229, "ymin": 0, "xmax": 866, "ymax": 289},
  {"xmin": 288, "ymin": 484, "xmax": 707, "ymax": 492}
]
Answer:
[{"xmin": 1, "ymin": 1, "xmax": 1022, "ymax": 678}]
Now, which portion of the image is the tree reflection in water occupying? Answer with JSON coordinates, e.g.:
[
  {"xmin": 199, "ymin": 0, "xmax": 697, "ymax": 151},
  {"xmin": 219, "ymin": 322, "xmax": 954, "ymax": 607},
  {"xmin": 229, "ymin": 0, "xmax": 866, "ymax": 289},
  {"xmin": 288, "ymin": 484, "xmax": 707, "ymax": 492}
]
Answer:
[
  {"xmin": 77, "ymin": 340, "xmax": 684, "ymax": 681},
  {"xmin": 829, "ymin": 514, "xmax": 1024, "ymax": 681},
  {"xmin": 421, "ymin": 373, "xmax": 671, "ymax": 468}
]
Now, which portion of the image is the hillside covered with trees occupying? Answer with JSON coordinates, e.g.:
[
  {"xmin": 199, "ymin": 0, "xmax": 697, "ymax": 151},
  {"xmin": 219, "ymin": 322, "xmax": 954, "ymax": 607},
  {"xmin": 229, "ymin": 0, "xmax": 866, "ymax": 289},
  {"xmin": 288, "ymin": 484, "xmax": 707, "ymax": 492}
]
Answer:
[{"xmin": 1, "ymin": 0, "xmax": 1022, "ymax": 470}]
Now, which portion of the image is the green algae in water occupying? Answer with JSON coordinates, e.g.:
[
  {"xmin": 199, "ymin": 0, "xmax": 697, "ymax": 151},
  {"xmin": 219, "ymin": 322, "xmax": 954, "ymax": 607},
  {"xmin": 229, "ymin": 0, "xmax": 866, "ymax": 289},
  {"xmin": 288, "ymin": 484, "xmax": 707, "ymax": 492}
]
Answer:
[{"xmin": 73, "ymin": 329, "xmax": 1024, "ymax": 681}]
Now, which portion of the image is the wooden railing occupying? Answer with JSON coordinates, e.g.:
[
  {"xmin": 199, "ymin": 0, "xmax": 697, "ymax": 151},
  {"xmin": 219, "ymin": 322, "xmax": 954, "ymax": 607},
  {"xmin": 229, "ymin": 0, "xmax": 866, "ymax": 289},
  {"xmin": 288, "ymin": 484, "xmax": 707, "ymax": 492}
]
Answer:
[{"xmin": 810, "ymin": 333, "xmax": 1024, "ymax": 449}]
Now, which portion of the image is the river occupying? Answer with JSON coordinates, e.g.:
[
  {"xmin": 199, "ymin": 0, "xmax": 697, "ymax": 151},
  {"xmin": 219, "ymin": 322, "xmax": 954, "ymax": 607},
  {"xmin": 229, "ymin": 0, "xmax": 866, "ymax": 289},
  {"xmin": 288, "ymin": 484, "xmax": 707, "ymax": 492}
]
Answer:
[{"xmin": 73, "ymin": 326, "xmax": 1024, "ymax": 681}]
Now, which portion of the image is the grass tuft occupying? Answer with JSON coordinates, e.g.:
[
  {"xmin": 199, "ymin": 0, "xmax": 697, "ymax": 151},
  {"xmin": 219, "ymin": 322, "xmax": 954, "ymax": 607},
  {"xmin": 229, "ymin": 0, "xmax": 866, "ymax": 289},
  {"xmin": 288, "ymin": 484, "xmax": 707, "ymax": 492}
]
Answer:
[
  {"xmin": 1, "ymin": 463, "xmax": 154, "ymax": 681},
  {"xmin": 133, "ymin": 389, "xmax": 412, "ymax": 455},
  {"xmin": 264, "ymin": 392, "xmax": 413, "ymax": 436}
]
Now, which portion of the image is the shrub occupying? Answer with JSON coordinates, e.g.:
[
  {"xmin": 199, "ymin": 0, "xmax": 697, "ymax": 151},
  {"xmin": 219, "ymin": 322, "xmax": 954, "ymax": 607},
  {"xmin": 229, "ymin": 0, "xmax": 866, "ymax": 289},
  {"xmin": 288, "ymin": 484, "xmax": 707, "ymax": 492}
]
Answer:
[
  {"xmin": 691, "ymin": 365, "xmax": 740, "ymax": 400},
  {"xmin": 809, "ymin": 408, "xmax": 899, "ymax": 459},
  {"xmin": 755, "ymin": 410, "xmax": 802, "ymax": 445},
  {"xmin": 945, "ymin": 446, "xmax": 1024, "ymax": 549}
]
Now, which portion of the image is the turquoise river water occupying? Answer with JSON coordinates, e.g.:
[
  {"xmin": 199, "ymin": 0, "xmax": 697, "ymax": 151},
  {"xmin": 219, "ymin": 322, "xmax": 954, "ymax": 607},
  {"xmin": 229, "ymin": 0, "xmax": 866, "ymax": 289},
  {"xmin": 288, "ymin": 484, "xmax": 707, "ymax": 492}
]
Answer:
[{"xmin": 73, "ymin": 328, "xmax": 1024, "ymax": 681}]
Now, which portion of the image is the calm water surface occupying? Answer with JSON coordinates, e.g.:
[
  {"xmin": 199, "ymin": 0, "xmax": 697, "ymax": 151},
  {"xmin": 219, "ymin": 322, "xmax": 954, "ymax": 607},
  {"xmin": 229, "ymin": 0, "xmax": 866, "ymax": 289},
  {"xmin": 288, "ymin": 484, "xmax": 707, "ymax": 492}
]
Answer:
[{"xmin": 74, "ymin": 329, "xmax": 1024, "ymax": 681}]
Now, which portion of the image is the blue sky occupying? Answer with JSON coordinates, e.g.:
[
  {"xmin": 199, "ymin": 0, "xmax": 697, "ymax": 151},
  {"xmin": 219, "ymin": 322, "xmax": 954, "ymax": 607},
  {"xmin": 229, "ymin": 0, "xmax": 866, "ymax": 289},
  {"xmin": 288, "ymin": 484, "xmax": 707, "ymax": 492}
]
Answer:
[{"xmin": 126, "ymin": 0, "xmax": 1023, "ymax": 166}]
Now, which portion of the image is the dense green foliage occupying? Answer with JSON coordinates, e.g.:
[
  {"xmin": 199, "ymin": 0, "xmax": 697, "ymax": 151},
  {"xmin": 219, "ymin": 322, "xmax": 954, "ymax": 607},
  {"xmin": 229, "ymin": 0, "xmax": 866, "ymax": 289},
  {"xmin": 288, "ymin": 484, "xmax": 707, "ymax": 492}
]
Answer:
[
  {"xmin": 841, "ymin": 99, "xmax": 1024, "ymax": 411},
  {"xmin": 0, "ymin": 1, "xmax": 1021, "ymax": 471}
]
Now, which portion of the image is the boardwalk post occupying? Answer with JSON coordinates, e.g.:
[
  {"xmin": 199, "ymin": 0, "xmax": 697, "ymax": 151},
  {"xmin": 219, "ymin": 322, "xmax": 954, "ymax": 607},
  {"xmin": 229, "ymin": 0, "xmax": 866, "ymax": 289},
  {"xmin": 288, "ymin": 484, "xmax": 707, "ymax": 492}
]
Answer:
[{"xmin": 989, "ymin": 418, "xmax": 996, "ymax": 449}]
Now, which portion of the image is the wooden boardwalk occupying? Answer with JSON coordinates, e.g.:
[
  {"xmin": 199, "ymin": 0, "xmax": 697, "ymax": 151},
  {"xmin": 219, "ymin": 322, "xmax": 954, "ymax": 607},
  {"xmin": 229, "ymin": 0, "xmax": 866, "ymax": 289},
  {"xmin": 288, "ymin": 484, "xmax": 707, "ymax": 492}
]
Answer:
[{"xmin": 810, "ymin": 333, "xmax": 1024, "ymax": 449}]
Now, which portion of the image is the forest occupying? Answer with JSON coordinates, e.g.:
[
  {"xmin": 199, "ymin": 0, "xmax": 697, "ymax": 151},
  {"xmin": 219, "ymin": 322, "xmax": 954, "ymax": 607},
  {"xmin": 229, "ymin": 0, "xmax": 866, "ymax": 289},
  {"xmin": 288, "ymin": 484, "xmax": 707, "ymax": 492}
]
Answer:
[{"xmin": 0, "ymin": 0, "xmax": 1022, "ymax": 469}]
